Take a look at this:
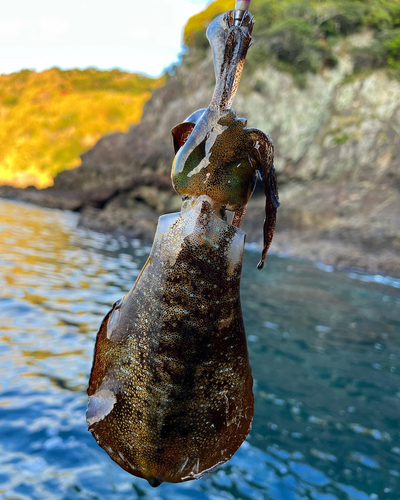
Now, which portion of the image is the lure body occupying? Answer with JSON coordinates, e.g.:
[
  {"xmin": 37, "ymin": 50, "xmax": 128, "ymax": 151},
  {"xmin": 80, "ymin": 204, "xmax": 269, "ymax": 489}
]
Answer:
[{"xmin": 87, "ymin": 8, "xmax": 279, "ymax": 487}]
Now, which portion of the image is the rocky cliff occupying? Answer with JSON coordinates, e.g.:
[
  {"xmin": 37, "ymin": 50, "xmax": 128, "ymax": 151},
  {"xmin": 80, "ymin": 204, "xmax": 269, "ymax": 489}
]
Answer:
[{"xmin": 2, "ymin": 9, "xmax": 399, "ymax": 275}]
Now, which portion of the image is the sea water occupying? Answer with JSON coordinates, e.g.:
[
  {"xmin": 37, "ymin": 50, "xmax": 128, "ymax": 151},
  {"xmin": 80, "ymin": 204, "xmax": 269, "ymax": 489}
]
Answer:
[{"xmin": 0, "ymin": 199, "xmax": 399, "ymax": 500}]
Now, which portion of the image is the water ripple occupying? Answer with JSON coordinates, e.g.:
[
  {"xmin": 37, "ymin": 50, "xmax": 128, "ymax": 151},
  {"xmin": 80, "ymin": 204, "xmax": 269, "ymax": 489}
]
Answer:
[{"xmin": 0, "ymin": 200, "xmax": 399, "ymax": 500}]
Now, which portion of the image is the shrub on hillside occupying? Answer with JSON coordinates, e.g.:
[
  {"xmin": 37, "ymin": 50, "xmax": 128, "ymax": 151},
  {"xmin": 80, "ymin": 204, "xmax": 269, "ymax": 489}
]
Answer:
[
  {"xmin": 266, "ymin": 18, "xmax": 326, "ymax": 73},
  {"xmin": 182, "ymin": 0, "xmax": 400, "ymax": 79},
  {"xmin": 364, "ymin": 0, "xmax": 400, "ymax": 31},
  {"xmin": 352, "ymin": 28, "xmax": 400, "ymax": 72},
  {"xmin": 285, "ymin": 1, "xmax": 316, "ymax": 23},
  {"xmin": 385, "ymin": 28, "xmax": 400, "ymax": 70},
  {"xmin": 352, "ymin": 41, "xmax": 388, "ymax": 70},
  {"xmin": 316, "ymin": 2, "xmax": 365, "ymax": 38}
]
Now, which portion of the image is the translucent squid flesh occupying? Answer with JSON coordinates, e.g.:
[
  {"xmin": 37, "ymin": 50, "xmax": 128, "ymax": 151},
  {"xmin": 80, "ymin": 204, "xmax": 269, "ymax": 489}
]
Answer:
[{"xmin": 87, "ymin": 8, "xmax": 279, "ymax": 487}]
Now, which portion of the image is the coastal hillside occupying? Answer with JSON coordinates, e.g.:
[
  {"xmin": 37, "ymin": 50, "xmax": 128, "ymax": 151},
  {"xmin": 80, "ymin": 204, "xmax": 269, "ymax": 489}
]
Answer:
[
  {"xmin": 0, "ymin": 68, "xmax": 163, "ymax": 188},
  {"xmin": 1, "ymin": 0, "xmax": 399, "ymax": 275}
]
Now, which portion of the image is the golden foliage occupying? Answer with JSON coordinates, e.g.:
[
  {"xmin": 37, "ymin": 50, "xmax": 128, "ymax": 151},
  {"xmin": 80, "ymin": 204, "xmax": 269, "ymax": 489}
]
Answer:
[
  {"xmin": 183, "ymin": 0, "xmax": 233, "ymax": 46},
  {"xmin": 0, "ymin": 68, "xmax": 163, "ymax": 188}
]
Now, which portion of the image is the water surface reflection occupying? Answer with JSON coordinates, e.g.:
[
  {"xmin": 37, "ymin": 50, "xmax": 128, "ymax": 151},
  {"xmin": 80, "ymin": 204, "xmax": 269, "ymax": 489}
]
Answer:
[{"xmin": 0, "ymin": 200, "xmax": 399, "ymax": 500}]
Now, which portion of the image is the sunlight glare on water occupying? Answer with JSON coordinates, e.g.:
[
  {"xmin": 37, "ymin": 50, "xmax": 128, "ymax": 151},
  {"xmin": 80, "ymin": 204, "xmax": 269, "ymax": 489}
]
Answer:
[{"xmin": 0, "ymin": 199, "xmax": 399, "ymax": 500}]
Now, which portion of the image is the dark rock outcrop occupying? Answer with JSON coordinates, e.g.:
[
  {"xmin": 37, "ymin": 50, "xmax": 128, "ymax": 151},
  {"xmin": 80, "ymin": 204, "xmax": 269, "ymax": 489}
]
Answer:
[{"xmin": 2, "ymin": 36, "xmax": 399, "ymax": 275}]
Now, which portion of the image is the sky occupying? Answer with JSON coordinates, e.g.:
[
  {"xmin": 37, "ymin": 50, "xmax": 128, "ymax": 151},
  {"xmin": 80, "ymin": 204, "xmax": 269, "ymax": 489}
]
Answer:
[{"xmin": 0, "ymin": 0, "xmax": 211, "ymax": 77}]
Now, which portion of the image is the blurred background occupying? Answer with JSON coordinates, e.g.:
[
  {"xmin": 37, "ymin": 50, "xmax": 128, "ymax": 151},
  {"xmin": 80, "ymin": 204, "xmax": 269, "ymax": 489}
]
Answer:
[
  {"xmin": 0, "ymin": 0, "xmax": 399, "ymax": 274},
  {"xmin": 0, "ymin": 1, "xmax": 400, "ymax": 499}
]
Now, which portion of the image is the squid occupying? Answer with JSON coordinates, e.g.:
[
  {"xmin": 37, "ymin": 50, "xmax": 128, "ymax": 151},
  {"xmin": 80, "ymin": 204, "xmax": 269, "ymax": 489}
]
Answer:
[{"xmin": 87, "ymin": 6, "xmax": 279, "ymax": 487}]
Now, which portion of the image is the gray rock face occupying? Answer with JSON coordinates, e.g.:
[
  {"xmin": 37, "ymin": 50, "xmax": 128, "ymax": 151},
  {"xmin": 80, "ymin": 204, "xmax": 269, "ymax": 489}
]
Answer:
[{"xmin": 2, "ymin": 42, "xmax": 399, "ymax": 275}]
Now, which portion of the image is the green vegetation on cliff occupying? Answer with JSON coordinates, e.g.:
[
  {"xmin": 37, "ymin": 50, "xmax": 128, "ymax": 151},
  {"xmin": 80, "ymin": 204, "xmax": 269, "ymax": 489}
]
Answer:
[
  {"xmin": 1, "ymin": 0, "xmax": 398, "ymax": 189},
  {"xmin": 184, "ymin": 0, "xmax": 400, "ymax": 78},
  {"xmin": 0, "ymin": 68, "xmax": 163, "ymax": 188}
]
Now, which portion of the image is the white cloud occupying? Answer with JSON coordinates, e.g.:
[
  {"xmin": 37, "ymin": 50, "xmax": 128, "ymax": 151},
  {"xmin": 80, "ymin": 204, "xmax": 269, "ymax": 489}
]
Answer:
[{"xmin": 0, "ymin": 0, "xmax": 211, "ymax": 76}]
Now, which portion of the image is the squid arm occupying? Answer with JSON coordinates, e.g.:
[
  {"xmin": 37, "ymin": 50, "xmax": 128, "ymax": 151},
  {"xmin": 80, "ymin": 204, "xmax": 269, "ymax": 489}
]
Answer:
[{"xmin": 247, "ymin": 129, "xmax": 280, "ymax": 269}]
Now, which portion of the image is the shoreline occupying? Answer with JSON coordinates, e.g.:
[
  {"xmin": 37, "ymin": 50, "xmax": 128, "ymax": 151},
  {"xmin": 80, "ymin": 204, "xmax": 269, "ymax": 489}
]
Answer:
[{"xmin": 1, "ymin": 191, "xmax": 399, "ymax": 279}]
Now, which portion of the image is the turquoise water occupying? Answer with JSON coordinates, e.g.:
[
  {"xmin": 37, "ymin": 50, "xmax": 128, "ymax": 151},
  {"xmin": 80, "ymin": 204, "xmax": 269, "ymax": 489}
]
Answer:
[{"xmin": 0, "ymin": 199, "xmax": 399, "ymax": 500}]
